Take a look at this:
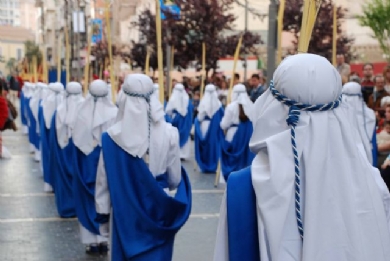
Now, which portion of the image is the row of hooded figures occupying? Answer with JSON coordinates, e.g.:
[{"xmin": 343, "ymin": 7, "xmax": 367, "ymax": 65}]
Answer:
[{"xmin": 18, "ymin": 54, "xmax": 390, "ymax": 261}]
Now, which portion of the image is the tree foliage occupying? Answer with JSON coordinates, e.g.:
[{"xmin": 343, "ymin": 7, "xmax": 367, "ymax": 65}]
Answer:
[
  {"xmin": 24, "ymin": 41, "xmax": 42, "ymax": 65},
  {"xmin": 6, "ymin": 58, "xmax": 16, "ymax": 74},
  {"xmin": 283, "ymin": 0, "xmax": 354, "ymax": 61},
  {"xmin": 358, "ymin": 0, "xmax": 390, "ymax": 62},
  {"xmin": 130, "ymin": 0, "xmax": 262, "ymax": 73}
]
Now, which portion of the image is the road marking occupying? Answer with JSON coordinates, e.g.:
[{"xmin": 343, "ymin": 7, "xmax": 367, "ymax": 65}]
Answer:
[
  {"xmin": 0, "ymin": 193, "xmax": 54, "ymax": 197},
  {"xmin": 0, "ymin": 213, "xmax": 220, "ymax": 223},
  {"xmin": 190, "ymin": 213, "xmax": 220, "ymax": 218},
  {"xmin": 0, "ymin": 217, "xmax": 77, "ymax": 223},
  {"xmin": 0, "ymin": 190, "xmax": 225, "ymax": 198}
]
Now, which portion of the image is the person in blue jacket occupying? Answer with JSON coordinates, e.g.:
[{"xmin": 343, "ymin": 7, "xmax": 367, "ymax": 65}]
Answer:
[{"xmin": 95, "ymin": 74, "xmax": 191, "ymax": 261}]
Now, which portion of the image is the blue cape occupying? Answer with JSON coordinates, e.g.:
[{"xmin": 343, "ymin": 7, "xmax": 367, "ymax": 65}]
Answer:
[
  {"xmin": 38, "ymin": 105, "xmax": 52, "ymax": 185},
  {"xmin": 227, "ymin": 167, "xmax": 260, "ymax": 261},
  {"xmin": 26, "ymin": 98, "xmax": 39, "ymax": 149},
  {"xmin": 73, "ymin": 146, "xmax": 101, "ymax": 235},
  {"xmin": 20, "ymin": 91, "xmax": 27, "ymax": 126},
  {"xmin": 194, "ymin": 107, "xmax": 224, "ymax": 173},
  {"xmin": 221, "ymin": 121, "xmax": 255, "ymax": 181},
  {"xmin": 372, "ymin": 129, "xmax": 378, "ymax": 167},
  {"xmin": 49, "ymin": 112, "xmax": 76, "ymax": 218},
  {"xmin": 170, "ymin": 102, "xmax": 193, "ymax": 148},
  {"xmin": 101, "ymin": 133, "xmax": 192, "ymax": 261}
]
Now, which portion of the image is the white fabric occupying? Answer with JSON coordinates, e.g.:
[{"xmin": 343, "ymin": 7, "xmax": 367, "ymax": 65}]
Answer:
[
  {"xmin": 165, "ymin": 83, "xmax": 189, "ymax": 117},
  {"xmin": 42, "ymin": 83, "xmax": 65, "ymax": 129},
  {"xmin": 180, "ymin": 140, "xmax": 191, "ymax": 160},
  {"xmin": 342, "ymin": 82, "xmax": 376, "ymax": 164},
  {"xmin": 381, "ymin": 96, "xmax": 390, "ymax": 108},
  {"xmin": 23, "ymin": 82, "xmax": 34, "ymax": 98},
  {"xmin": 220, "ymin": 85, "xmax": 254, "ymax": 142},
  {"xmin": 241, "ymin": 54, "xmax": 390, "ymax": 261},
  {"xmin": 106, "ymin": 74, "xmax": 181, "ymax": 184},
  {"xmin": 108, "ymin": 74, "xmax": 164, "ymax": 158},
  {"xmin": 72, "ymin": 80, "xmax": 117, "ymax": 155},
  {"xmin": 153, "ymin": 83, "xmax": 160, "ymax": 100},
  {"xmin": 213, "ymin": 192, "xmax": 229, "ymax": 261},
  {"xmin": 79, "ymin": 223, "xmax": 107, "ymax": 245},
  {"xmin": 197, "ymin": 84, "xmax": 221, "ymax": 121},
  {"xmin": 230, "ymin": 83, "xmax": 254, "ymax": 120},
  {"xmin": 56, "ymin": 82, "xmax": 85, "ymax": 148},
  {"xmin": 1, "ymin": 146, "xmax": 12, "ymax": 159},
  {"xmin": 29, "ymin": 83, "xmax": 50, "ymax": 133}
]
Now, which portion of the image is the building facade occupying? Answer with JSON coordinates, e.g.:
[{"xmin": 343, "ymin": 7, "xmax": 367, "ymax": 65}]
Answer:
[
  {"xmin": 20, "ymin": 0, "xmax": 38, "ymax": 32},
  {"xmin": 0, "ymin": 25, "xmax": 34, "ymax": 76},
  {"xmin": 0, "ymin": 0, "xmax": 21, "ymax": 26}
]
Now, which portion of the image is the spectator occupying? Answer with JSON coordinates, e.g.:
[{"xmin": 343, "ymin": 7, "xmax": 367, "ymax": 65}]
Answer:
[
  {"xmin": 0, "ymin": 83, "xmax": 8, "ymax": 130},
  {"xmin": 367, "ymin": 75, "xmax": 388, "ymax": 110},
  {"xmin": 233, "ymin": 73, "xmax": 240, "ymax": 85},
  {"xmin": 383, "ymin": 65, "xmax": 390, "ymax": 93},
  {"xmin": 350, "ymin": 75, "xmax": 361, "ymax": 84},
  {"xmin": 248, "ymin": 74, "xmax": 265, "ymax": 102},
  {"xmin": 336, "ymin": 54, "xmax": 351, "ymax": 78},
  {"xmin": 216, "ymin": 78, "xmax": 228, "ymax": 106},
  {"xmin": 361, "ymin": 63, "xmax": 375, "ymax": 103},
  {"xmin": 8, "ymin": 72, "xmax": 19, "ymax": 103}
]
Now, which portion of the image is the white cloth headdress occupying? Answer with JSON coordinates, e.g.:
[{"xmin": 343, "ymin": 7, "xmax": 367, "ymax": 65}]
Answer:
[
  {"xmin": 342, "ymin": 82, "xmax": 376, "ymax": 164},
  {"xmin": 72, "ymin": 80, "xmax": 118, "ymax": 155},
  {"xmin": 230, "ymin": 83, "xmax": 254, "ymax": 120},
  {"xmin": 249, "ymin": 53, "xmax": 390, "ymax": 261},
  {"xmin": 165, "ymin": 83, "xmax": 189, "ymax": 117},
  {"xmin": 108, "ymin": 74, "xmax": 165, "ymax": 158},
  {"xmin": 197, "ymin": 84, "xmax": 221, "ymax": 121},
  {"xmin": 23, "ymin": 82, "xmax": 34, "ymax": 98},
  {"xmin": 42, "ymin": 82, "xmax": 65, "ymax": 129},
  {"xmin": 152, "ymin": 83, "xmax": 160, "ymax": 101},
  {"xmin": 29, "ymin": 83, "xmax": 47, "ymax": 121},
  {"xmin": 381, "ymin": 96, "xmax": 390, "ymax": 108},
  {"xmin": 56, "ymin": 82, "xmax": 85, "ymax": 148}
]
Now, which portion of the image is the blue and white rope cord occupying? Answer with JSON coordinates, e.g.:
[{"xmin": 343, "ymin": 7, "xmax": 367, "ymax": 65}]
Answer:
[{"xmin": 269, "ymin": 80, "xmax": 342, "ymax": 240}]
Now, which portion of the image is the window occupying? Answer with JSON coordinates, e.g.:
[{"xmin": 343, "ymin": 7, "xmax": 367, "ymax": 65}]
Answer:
[{"xmin": 16, "ymin": 48, "xmax": 22, "ymax": 60}]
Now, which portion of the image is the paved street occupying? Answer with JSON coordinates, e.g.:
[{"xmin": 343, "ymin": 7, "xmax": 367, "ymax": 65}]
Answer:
[{"xmin": 0, "ymin": 118, "xmax": 225, "ymax": 261}]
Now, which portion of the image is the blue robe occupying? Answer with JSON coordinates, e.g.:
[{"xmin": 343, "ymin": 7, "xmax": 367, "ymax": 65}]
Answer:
[
  {"xmin": 227, "ymin": 167, "xmax": 260, "ymax": 261},
  {"xmin": 372, "ymin": 128, "xmax": 378, "ymax": 167},
  {"xmin": 170, "ymin": 102, "xmax": 193, "ymax": 148},
  {"xmin": 194, "ymin": 108, "xmax": 224, "ymax": 173},
  {"xmin": 20, "ymin": 91, "xmax": 27, "ymax": 126},
  {"xmin": 73, "ymin": 146, "xmax": 101, "ymax": 235},
  {"xmin": 26, "ymin": 98, "xmax": 39, "ymax": 149},
  {"xmin": 39, "ymin": 105, "xmax": 52, "ymax": 186},
  {"xmin": 221, "ymin": 121, "xmax": 255, "ymax": 181},
  {"xmin": 101, "ymin": 133, "xmax": 192, "ymax": 261},
  {"xmin": 49, "ymin": 112, "xmax": 76, "ymax": 218}
]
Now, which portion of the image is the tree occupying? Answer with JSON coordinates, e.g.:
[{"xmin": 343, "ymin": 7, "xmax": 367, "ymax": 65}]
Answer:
[
  {"xmin": 6, "ymin": 58, "xmax": 16, "ymax": 74},
  {"xmin": 283, "ymin": 0, "xmax": 354, "ymax": 61},
  {"xmin": 129, "ymin": 10, "xmax": 160, "ymax": 72},
  {"xmin": 24, "ymin": 40, "xmax": 42, "ymax": 66},
  {"xmin": 130, "ymin": 0, "xmax": 262, "ymax": 74},
  {"xmin": 90, "ymin": 41, "xmax": 118, "ymax": 76},
  {"xmin": 358, "ymin": 0, "xmax": 390, "ymax": 62}
]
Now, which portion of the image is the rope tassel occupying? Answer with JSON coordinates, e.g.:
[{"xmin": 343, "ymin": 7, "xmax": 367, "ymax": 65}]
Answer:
[{"xmin": 269, "ymin": 80, "xmax": 342, "ymax": 240}]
